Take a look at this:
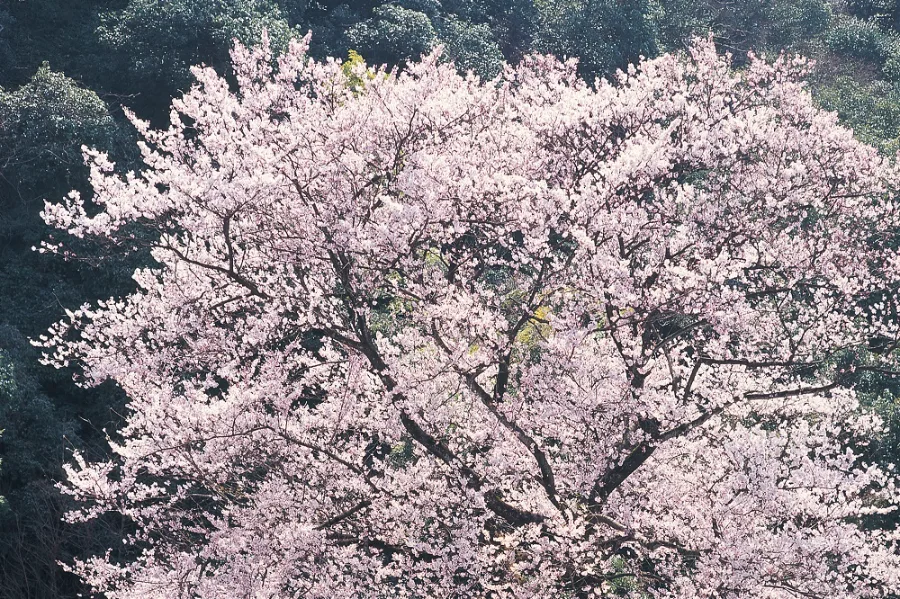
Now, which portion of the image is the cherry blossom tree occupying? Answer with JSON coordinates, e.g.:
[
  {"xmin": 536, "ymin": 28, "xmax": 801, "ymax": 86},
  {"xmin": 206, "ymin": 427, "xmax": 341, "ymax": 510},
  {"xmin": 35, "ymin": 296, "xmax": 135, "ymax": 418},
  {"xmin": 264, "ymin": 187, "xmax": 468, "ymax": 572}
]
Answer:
[{"xmin": 38, "ymin": 34, "xmax": 900, "ymax": 598}]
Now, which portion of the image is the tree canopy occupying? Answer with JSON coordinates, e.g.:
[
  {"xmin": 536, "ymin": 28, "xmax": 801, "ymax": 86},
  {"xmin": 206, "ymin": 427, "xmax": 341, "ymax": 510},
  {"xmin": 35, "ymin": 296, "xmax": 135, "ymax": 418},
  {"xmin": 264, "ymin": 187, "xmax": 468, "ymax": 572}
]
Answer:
[{"xmin": 41, "ymin": 37, "xmax": 900, "ymax": 598}]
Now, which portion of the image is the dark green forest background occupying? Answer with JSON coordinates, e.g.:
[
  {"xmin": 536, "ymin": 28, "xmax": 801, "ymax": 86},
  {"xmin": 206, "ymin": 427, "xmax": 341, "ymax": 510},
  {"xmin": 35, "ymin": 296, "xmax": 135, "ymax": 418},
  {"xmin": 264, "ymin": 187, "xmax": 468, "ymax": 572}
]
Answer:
[{"xmin": 2, "ymin": 1, "xmax": 900, "ymax": 597}]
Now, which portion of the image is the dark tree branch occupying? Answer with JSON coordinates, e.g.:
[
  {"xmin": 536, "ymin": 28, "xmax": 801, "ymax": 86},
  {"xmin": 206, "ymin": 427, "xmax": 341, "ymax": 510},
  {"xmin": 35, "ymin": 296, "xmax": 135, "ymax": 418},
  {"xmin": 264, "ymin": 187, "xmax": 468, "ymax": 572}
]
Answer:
[
  {"xmin": 429, "ymin": 322, "xmax": 563, "ymax": 516},
  {"xmin": 744, "ymin": 382, "xmax": 838, "ymax": 401},
  {"xmin": 315, "ymin": 500, "xmax": 372, "ymax": 530}
]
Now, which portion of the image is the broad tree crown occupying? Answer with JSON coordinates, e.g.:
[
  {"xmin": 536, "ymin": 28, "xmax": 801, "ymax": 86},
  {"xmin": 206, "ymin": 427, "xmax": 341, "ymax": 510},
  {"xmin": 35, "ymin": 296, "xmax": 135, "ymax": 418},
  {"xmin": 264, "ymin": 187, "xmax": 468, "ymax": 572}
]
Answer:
[{"xmin": 39, "ymin": 35, "xmax": 900, "ymax": 598}]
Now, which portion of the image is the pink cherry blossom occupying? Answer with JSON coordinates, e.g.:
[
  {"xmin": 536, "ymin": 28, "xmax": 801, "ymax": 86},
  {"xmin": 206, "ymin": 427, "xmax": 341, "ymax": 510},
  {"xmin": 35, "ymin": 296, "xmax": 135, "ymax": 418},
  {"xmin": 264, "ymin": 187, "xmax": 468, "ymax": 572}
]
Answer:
[{"xmin": 40, "ymin": 35, "xmax": 900, "ymax": 598}]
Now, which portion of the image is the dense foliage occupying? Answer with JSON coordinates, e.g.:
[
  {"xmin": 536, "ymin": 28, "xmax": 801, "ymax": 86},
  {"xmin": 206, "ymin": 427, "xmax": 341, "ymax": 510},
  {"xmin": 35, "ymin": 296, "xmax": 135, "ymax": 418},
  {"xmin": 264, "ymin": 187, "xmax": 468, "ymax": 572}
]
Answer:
[
  {"xmin": 42, "ymin": 36, "xmax": 900, "ymax": 598},
  {"xmin": 1, "ymin": 1, "xmax": 900, "ymax": 598}
]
